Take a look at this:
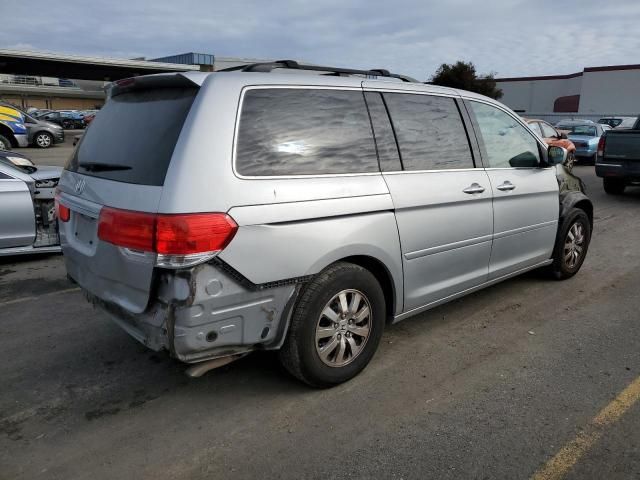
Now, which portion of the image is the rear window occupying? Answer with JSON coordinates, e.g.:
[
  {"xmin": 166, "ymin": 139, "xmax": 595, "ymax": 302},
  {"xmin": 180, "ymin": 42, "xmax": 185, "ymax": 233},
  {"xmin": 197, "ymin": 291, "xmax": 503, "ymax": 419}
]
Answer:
[
  {"xmin": 66, "ymin": 87, "xmax": 198, "ymax": 186},
  {"xmin": 235, "ymin": 88, "xmax": 378, "ymax": 176}
]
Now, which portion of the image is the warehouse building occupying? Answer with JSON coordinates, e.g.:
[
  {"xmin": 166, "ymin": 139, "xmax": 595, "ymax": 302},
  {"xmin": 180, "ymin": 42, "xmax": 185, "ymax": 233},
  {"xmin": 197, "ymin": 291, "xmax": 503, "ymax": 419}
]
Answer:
[{"xmin": 495, "ymin": 63, "xmax": 640, "ymax": 120}]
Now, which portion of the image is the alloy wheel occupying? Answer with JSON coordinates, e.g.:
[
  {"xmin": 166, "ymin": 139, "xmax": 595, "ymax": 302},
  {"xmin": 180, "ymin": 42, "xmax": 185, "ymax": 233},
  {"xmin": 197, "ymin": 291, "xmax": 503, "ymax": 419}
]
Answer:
[
  {"xmin": 315, "ymin": 289, "xmax": 372, "ymax": 367},
  {"xmin": 36, "ymin": 134, "xmax": 51, "ymax": 148},
  {"xmin": 564, "ymin": 222, "xmax": 586, "ymax": 269}
]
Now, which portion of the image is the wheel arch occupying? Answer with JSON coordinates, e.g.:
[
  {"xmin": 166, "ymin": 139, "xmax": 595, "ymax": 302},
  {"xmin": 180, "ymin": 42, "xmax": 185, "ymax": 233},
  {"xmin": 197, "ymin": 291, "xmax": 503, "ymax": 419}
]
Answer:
[
  {"xmin": 560, "ymin": 191, "xmax": 593, "ymax": 230},
  {"xmin": 0, "ymin": 123, "xmax": 17, "ymax": 147}
]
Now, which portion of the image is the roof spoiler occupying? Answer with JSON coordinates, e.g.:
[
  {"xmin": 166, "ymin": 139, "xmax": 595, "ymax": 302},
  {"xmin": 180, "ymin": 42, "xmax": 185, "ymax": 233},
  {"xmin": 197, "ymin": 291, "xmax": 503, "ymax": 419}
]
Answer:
[{"xmin": 106, "ymin": 73, "xmax": 201, "ymax": 98}]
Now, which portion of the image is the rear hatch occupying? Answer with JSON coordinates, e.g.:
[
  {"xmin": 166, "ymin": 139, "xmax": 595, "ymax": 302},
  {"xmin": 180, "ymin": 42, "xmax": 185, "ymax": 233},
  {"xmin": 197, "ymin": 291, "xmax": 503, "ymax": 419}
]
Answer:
[{"xmin": 58, "ymin": 74, "xmax": 200, "ymax": 313}]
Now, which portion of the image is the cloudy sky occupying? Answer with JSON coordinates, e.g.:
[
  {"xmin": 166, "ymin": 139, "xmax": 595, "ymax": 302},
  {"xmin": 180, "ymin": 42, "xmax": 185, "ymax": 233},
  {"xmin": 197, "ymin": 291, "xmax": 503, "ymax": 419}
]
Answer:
[{"xmin": 2, "ymin": 0, "xmax": 639, "ymax": 80}]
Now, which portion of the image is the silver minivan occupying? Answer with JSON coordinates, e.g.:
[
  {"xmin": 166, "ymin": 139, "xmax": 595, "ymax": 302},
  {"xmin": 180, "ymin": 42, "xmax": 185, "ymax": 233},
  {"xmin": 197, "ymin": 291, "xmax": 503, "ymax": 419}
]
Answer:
[{"xmin": 57, "ymin": 62, "xmax": 593, "ymax": 386}]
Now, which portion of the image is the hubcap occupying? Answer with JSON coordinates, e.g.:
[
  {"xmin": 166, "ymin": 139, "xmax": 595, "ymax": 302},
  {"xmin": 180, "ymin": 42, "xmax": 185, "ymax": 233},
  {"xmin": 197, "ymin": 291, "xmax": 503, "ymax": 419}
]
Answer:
[
  {"xmin": 315, "ymin": 289, "xmax": 372, "ymax": 367},
  {"xmin": 37, "ymin": 134, "xmax": 51, "ymax": 147},
  {"xmin": 564, "ymin": 222, "xmax": 585, "ymax": 269}
]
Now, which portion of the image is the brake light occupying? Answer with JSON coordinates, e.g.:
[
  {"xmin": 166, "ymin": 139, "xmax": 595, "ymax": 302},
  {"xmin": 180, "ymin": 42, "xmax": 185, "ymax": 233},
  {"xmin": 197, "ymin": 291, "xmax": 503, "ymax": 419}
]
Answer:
[
  {"xmin": 97, "ymin": 207, "xmax": 238, "ymax": 264},
  {"xmin": 597, "ymin": 135, "xmax": 606, "ymax": 157},
  {"xmin": 55, "ymin": 197, "xmax": 70, "ymax": 222},
  {"xmin": 156, "ymin": 213, "xmax": 237, "ymax": 255},
  {"xmin": 97, "ymin": 208, "xmax": 155, "ymax": 251}
]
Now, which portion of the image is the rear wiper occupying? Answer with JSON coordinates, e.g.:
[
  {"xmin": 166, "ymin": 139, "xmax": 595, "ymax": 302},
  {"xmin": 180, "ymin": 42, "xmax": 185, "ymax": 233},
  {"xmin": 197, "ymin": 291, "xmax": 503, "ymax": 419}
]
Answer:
[{"xmin": 79, "ymin": 162, "xmax": 132, "ymax": 172}]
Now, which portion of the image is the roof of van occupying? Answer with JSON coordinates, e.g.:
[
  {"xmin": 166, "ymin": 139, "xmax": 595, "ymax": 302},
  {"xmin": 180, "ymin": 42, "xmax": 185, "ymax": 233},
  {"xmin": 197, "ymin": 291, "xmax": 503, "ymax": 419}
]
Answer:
[{"xmin": 112, "ymin": 70, "xmax": 501, "ymax": 106}]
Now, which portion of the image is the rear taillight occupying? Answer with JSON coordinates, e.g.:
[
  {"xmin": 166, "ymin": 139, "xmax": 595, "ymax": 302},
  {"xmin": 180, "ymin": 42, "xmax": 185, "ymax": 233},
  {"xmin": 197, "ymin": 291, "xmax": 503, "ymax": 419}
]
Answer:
[
  {"xmin": 597, "ymin": 135, "xmax": 606, "ymax": 157},
  {"xmin": 156, "ymin": 213, "xmax": 237, "ymax": 255},
  {"xmin": 97, "ymin": 207, "xmax": 237, "ymax": 267},
  {"xmin": 55, "ymin": 197, "xmax": 70, "ymax": 222},
  {"xmin": 97, "ymin": 208, "xmax": 155, "ymax": 252}
]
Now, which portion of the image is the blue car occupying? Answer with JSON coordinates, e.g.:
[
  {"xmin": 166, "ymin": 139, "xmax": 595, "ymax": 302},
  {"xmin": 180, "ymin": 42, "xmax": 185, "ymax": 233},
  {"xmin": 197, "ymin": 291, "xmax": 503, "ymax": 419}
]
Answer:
[{"xmin": 555, "ymin": 120, "xmax": 605, "ymax": 165}]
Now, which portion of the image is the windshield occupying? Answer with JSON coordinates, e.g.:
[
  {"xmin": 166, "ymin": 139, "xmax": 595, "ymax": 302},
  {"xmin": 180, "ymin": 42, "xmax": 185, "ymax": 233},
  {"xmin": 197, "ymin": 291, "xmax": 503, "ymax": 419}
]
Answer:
[
  {"xmin": 557, "ymin": 125, "xmax": 597, "ymax": 137},
  {"xmin": 66, "ymin": 87, "xmax": 198, "ymax": 186}
]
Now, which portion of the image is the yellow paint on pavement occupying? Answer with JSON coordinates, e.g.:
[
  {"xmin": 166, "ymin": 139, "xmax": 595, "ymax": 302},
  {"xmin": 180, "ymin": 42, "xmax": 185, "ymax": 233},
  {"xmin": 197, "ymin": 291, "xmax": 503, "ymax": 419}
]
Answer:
[{"xmin": 531, "ymin": 375, "xmax": 640, "ymax": 480}]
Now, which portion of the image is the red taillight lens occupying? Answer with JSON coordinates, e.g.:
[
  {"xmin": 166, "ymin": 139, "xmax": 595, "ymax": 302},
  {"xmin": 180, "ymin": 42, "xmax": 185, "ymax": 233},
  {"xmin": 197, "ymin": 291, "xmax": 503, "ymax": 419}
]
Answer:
[
  {"xmin": 97, "ymin": 208, "xmax": 156, "ymax": 251},
  {"xmin": 156, "ymin": 213, "xmax": 237, "ymax": 255},
  {"xmin": 597, "ymin": 135, "xmax": 606, "ymax": 157},
  {"xmin": 55, "ymin": 198, "xmax": 70, "ymax": 222},
  {"xmin": 97, "ymin": 207, "xmax": 237, "ymax": 256}
]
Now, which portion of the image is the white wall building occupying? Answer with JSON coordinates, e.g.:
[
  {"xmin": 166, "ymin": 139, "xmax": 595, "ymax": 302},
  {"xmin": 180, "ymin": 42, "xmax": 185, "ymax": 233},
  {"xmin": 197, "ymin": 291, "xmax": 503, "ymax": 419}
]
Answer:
[{"xmin": 495, "ymin": 63, "xmax": 640, "ymax": 118}]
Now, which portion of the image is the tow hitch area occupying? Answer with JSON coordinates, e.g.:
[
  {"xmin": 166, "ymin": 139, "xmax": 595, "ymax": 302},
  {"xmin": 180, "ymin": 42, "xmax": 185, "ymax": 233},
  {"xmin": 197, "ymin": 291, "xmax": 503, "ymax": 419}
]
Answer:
[{"xmin": 184, "ymin": 353, "xmax": 249, "ymax": 378}]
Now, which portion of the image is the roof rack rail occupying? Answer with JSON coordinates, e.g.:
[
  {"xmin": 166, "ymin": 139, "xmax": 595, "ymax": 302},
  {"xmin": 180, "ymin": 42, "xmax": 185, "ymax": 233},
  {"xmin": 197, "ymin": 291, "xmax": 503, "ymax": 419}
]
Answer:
[{"xmin": 218, "ymin": 59, "xmax": 418, "ymax": 83}]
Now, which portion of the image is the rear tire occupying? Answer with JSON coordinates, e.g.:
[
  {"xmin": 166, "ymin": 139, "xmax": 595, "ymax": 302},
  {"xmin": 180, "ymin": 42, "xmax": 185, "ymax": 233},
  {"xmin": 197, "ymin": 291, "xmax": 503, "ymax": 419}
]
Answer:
[
  {"xmin": 0, "ymin": 134, "xmax": 11, "ymax": 150},
  {"xmin": 34, "ymin": 132, "xmax": 53, "ymax": 149},
  {"xmin": 603, "ymin": 178, "xmax": 625, "ymax": 195},
  {"xmin": 549, "ymin": 209, "xmax": 591, "ymax": 280},
  {"xmin": 279, "ymin": 262, "xmax": 385, "ymax": 387}
]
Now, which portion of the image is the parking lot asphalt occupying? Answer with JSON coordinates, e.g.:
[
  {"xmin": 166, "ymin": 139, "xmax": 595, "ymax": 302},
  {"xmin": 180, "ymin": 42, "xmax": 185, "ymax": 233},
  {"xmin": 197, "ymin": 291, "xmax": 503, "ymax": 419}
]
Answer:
[{"xmin": 1, "ymin": 159, "xmax": 639, "ymax": 479}]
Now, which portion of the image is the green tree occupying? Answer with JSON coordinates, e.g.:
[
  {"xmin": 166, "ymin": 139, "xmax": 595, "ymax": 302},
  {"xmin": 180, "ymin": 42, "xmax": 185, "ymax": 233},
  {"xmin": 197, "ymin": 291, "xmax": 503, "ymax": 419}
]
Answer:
[{"xmin": 429, "ymin": 61, "xmax": 503, "ymax": 100}]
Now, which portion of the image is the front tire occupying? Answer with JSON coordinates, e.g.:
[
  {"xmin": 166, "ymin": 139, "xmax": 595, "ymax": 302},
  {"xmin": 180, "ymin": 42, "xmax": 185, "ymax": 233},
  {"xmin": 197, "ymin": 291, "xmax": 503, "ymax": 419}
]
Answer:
[
  {"xmin": 0, "ymin": 134, "xmax": 11, "ymax": 150},
  {"xmin": 34, "ymin": 132, "xmax": 53, "ymax": 148},
  {"xmin": 603, "ymin": 177, "xmax": 625, "ymax": 195},
  {"xmin": 550, "ymin": 209, "xmax": 591, "ymax": 280},
  {"xmin": 279, "ymin": 262, "xmax": 385, "ymax": 387}
]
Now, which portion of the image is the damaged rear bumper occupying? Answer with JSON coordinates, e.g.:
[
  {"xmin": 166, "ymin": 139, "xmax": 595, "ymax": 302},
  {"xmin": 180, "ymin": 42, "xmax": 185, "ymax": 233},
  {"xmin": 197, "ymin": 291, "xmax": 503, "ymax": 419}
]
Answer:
[{"xmin": 81, "ymin": 262, "xmax": 299, "ymax": 363}]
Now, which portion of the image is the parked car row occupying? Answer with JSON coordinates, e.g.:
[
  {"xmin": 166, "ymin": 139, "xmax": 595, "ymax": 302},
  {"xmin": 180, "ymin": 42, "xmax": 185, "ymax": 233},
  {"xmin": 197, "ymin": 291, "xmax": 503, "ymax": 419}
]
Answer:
[
  {"xmin": 0, "ymin": 103, "xmax": 65, "ymax": 149},
  {"xmin": 30, "ymin": 109, "xmax": 99, "ymax": 130}
]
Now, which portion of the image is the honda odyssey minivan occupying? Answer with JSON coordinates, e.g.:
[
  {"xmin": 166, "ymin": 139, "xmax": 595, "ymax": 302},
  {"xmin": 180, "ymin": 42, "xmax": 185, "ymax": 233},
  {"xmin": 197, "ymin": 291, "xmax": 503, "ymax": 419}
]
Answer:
[{"xmin": 57, "ymin": 61, "xmax": 593, "ymax": 387}]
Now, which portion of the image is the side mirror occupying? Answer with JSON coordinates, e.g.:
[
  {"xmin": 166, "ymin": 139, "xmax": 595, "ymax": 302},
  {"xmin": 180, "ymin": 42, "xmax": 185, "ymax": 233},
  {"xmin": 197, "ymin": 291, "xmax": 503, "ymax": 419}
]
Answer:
[
  {"xmin": 559, "ymin": 132, "xmax": 568, "ymax": 139},
  {"xmin": 547, "ymin": 145, "xmax": 568, "ymax": 166}
]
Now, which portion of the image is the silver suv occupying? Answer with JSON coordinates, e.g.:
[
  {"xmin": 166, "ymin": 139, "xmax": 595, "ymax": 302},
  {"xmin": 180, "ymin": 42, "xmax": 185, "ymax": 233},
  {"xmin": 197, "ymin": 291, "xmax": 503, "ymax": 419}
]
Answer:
[{"xmin": 57, "ymin": 62, "xmax": 593, "ymax": 387}]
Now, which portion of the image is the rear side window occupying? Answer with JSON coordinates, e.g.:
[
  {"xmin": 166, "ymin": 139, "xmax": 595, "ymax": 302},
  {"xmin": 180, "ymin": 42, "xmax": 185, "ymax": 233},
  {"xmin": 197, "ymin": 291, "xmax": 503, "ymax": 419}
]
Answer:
[
  {"xmin": 66, "ymin": 87, "xmax": 198, "ymax": 186},
  {"xmin": 236, "ymin": 88, "xmax": 378, "ymax": 176},
  {"xmin": 383, "ymin": 93, "xmax": 474, "ymax": 171}
]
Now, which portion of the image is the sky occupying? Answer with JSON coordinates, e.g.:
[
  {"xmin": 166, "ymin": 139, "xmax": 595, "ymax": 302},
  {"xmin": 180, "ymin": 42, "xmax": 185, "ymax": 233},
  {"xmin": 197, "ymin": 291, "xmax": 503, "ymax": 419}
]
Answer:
[{"xmin": 2, "ymin": 0, "xmax": 640, "ymax": 80}]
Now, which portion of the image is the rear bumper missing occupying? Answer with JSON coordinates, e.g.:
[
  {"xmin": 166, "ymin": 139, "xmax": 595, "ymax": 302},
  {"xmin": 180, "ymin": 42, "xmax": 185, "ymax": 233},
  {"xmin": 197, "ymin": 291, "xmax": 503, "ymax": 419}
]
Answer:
[{"xmin": 80, "ymin": 262, "xmax": 298, "ymax": 363}]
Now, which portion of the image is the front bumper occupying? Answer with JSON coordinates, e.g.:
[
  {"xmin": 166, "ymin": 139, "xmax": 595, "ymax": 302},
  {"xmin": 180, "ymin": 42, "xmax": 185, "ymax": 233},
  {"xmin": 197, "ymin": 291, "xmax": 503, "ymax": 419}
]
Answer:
[
  {"xmin": 53, "ymin": 130, "xmax": 65, "ymax": 144},
  {"xmin": 14, "ymin": 133, "xmax": 29, "ymax": 147}
]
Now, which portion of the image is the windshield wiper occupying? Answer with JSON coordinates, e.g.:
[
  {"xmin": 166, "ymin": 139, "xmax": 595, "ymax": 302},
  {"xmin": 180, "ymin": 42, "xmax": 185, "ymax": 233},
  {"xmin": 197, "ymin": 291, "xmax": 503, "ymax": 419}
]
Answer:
[{"xmin": 79, "ymin": 162, "xmax": 132, "ymax": 172}]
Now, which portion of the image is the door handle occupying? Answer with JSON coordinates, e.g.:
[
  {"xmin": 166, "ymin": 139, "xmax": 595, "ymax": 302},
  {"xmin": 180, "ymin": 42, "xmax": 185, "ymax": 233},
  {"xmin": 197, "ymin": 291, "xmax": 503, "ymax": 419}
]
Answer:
[
  {"xmin": 463, "ymin": 183, "xmax": 485, "ymax": 194},
  {"xmin": 496, "ymin": 181, "xmax": 516, "ymax": 191}
]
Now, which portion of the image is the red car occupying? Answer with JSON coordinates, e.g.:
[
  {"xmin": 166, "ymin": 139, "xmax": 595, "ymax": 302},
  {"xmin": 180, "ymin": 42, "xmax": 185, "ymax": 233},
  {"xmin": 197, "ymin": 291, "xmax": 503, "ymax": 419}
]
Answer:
[{"xmin": 525, "ymin": 118, "xmax": 576, "ymax": 163}]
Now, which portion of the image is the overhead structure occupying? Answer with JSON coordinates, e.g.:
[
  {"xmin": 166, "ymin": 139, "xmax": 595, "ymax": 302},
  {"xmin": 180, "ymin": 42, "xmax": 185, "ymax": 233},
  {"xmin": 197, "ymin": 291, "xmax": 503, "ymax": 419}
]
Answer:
[{"xmin": 0, "ymin": 49, "xmax": 200, "ymax": 81}]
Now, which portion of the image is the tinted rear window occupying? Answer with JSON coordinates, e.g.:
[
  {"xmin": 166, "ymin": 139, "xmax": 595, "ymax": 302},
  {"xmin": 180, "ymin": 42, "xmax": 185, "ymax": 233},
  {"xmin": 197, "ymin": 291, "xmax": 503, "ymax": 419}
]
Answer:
[
  {"xmin": 236, "ymin": 88, "xmax": 378, "ymax": 176},
  {"xmin": 66, "ymin": 87, "xmax": 197, "ymax": 186},
  {"xmin": 383, "ymin": 93, "xmax": 474, "ymax": 171}
]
